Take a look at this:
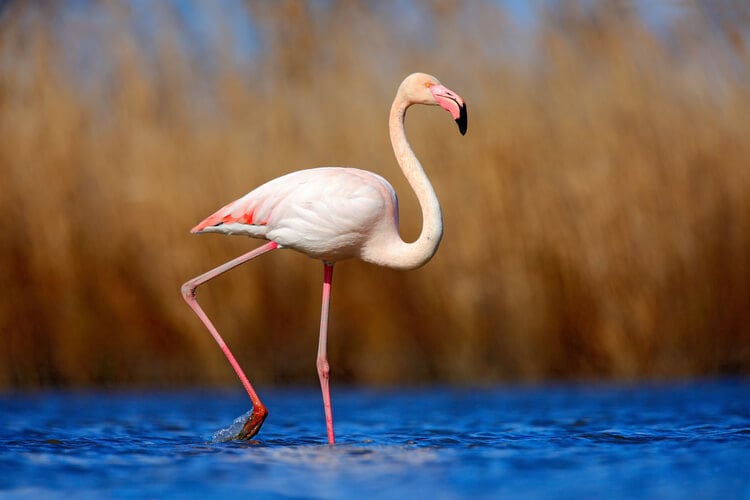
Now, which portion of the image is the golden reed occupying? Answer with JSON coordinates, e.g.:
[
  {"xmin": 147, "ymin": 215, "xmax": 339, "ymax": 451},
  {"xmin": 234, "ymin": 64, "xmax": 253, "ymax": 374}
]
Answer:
[{"xmin": 0, "ymin": 1, "xmax": 748, "ymax": 386}]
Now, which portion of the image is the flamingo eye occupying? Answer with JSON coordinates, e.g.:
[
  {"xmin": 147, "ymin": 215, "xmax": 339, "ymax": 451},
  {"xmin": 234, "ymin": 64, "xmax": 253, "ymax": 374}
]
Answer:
[{"xmin": 424, "ymin": 82, "xmax": 433, "ymax": 88}]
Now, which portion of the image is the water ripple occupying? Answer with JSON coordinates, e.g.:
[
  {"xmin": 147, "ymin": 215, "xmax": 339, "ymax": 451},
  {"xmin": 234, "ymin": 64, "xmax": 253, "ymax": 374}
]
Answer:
[{"xmin": 0, "ymin": 381, "xmax": 748, "ymax": 498}]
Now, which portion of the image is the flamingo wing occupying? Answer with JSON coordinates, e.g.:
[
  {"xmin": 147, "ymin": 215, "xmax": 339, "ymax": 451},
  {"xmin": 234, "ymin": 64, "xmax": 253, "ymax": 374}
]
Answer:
[{"xmin": 193, "ymin": 167, "xmax": 398, "ymax": 261}]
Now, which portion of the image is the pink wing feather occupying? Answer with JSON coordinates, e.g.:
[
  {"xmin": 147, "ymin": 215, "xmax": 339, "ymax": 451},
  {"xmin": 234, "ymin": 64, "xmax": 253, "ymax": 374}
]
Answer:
[{"xmin": 191, "ymin": 199, "xmax": 262, "ymax": 232}]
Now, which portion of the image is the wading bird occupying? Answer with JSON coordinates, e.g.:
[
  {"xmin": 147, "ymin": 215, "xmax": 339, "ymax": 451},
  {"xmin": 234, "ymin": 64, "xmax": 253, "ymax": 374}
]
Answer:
[{"xmin": 182, "ymin": 72, "xmax": 467, "ymax": 444}]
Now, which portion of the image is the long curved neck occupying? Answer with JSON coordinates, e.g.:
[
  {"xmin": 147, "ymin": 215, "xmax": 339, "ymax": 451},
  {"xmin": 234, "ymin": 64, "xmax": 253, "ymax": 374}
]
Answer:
[{"xmin": 368, "ymin": 92, "xmax": 443, "ymax": 270}]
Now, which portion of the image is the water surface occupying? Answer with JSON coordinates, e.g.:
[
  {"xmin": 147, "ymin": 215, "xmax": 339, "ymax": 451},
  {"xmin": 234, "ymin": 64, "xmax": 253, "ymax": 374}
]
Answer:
[{"xmin": 1, "ymin": 380, "xmax": 749, "ymax": 498}]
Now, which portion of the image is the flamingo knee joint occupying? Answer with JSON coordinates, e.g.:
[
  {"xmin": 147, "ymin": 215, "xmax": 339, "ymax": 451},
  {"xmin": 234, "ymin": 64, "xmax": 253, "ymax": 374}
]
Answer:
[
  {"xmin": 317, "ymin": 359, "xmax": 330, "ymax": 379},
  {"xmin": 181, "ymin": 282, "xmax": 196, "ymax": 301}
]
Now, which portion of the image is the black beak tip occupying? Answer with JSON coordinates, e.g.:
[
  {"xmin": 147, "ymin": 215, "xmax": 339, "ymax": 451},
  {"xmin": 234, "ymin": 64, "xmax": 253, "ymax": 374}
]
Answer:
[{"xmin": 456, "ymin": 103, "xmax": 468, "ymax": 136}]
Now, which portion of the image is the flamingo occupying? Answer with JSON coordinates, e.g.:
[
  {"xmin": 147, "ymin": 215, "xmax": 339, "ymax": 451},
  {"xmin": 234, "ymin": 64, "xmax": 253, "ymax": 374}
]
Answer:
[{"xmin": 181, "ymin": 72, "xmax": 467, "ymax": 445}]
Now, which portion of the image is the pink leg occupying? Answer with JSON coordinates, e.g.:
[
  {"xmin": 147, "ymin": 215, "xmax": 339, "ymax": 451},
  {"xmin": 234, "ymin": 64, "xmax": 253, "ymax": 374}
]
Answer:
[
  {"xmin": 181, "ymin": 240, "xmax": 278, "ymax": 439},
  {"xmin": 317, "ymin": 263, "xmax": 336, "ymax": 444}
]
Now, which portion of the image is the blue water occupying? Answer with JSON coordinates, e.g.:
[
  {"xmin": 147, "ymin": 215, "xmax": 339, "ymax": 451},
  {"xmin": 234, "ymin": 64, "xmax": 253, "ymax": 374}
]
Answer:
[{"xmin": 1, "ymin": 381, "xmax": 749, "ymax": 499}]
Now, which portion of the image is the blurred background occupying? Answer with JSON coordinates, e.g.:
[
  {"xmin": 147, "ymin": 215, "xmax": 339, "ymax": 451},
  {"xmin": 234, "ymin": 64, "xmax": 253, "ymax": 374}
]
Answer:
[{"xmin": 1, "ymin": 0, "xmax": 749, "ymax": 389}]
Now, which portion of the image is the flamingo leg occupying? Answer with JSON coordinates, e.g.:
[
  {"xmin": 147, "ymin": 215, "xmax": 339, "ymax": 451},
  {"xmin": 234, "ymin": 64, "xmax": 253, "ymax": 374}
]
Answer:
[
  {"xmin": 317, "ymin": 263, "xmax": 336, "ymax": 445},
  {"xmin": 181, "ymin": 240, "xmax": 278, "ymax": 440}
]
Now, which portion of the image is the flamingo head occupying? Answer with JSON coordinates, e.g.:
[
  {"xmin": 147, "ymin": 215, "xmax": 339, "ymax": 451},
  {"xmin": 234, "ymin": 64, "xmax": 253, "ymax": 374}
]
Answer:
[{"xmin": 401, "ymin": 72, "xmax": 468, "ymax": 135}]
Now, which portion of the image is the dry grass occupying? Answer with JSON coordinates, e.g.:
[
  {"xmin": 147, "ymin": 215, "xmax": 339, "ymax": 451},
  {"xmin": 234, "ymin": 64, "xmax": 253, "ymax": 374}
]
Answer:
[{"xmin": 1, "ymin": 1, "xmax": 749, "ymax": 387}]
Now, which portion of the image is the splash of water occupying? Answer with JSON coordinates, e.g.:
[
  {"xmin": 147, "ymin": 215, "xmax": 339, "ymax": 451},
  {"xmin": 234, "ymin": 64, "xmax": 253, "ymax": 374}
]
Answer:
[{"xmin": 211, "ymin": 410, "xmax": 253, "ymax": 443}]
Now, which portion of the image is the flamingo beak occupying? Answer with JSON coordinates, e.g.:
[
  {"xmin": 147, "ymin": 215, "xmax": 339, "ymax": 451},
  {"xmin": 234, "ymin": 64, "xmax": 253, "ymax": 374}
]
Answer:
[
  {"xmin": 431, "ymin": 84, "xmax": 468, "ymax": 136},
  {"xmin": 456, "ymin": 102, "xmax": 468, "ymax": 136}
]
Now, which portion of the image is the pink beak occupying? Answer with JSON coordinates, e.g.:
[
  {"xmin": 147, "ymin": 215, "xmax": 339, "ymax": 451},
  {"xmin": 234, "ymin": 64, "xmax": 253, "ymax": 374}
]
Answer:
[{"xmin": 430, "ymin": 84, "xmax": 468, "ymax": 135}]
